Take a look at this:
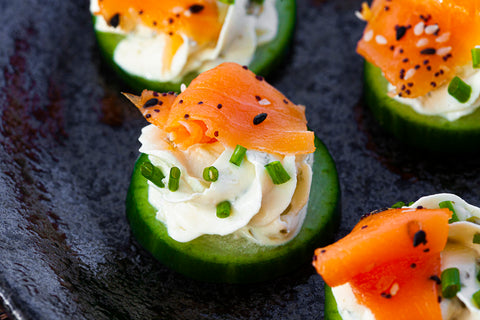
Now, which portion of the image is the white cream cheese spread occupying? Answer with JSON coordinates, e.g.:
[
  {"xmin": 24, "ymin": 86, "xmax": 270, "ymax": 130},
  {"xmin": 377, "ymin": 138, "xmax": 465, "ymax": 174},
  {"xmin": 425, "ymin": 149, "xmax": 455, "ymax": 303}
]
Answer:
[
  {"xmin": 389, "ymin": 67, "xmax": 480, "ymax": 121},
  {"xmin": 332, "ymin": 193, "xmax": 480, "ymax": 320},
  {"xmin": 138, "ymin": 124, "xmax": 313, "ymax": 246},
  {"xmin": 90, "ymin": 0, "xmax": 278, "ymax": 83}
]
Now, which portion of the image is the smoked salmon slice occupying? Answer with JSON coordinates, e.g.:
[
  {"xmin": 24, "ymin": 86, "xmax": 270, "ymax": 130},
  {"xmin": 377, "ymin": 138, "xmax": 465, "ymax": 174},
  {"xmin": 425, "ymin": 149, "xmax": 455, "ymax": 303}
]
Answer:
[
  {"xmin": 124, "ymin": 62, "xmax": 315, "ymax": 156},
  {"xmin": 357, "ymin": 0, "xmax": 480, "ymax": 98},
  {"xmin": 313, "ymin": 208, "xmax": 451, "ymax": 320}
]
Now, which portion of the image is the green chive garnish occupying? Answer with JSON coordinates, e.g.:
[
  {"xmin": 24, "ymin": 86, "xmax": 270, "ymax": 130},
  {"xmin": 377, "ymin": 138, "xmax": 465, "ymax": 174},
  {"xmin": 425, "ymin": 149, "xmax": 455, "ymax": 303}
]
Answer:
[
  {"xmin": 448, "ymin": 76, "xmax": 472, "ymax": 103},
  {"xmin": 391, "ymin": 201, "xmax": 405, "ymax": 209},
  {"xmin": 441, "ymin": 268, "xmax": 461, "ymax": 298},
  {"xmin": 473, "ymin": 290, "xmax": 480, "ymax": 308},
  {"xmin": 203, "ymin": 166, "xmax": 219, "ymax": 182},
  {"xmin": 473, "ymin": 233, "xmax": 480, "ymax": 244},
  {"xmin": 140, "ymin": 162, "xmax": 165, "ymax": 188},
  {"xmin": 439, "ymin": 201, "xmax": 459, "ymax": 223},
  {"xmin": 230, "ymin": 145, "xmax": 247, "ymax": 166},
  {"xmin": 219, "ymin": 0, "xmax": 234, "ymax": 3},
  {"xmin": 168, "ymin": 167, "xmax": 181, "ymax": 191},
  {"xmin": 265, "ymin": 161, "xmax": 291, "ymax": 185},
  {"xmin": 472, "ymin": 47, "xmax": 480, "ymax": 69},
  {"xmin": 216, "ymin": 201, "xmax": 231, "ymax": 218}
]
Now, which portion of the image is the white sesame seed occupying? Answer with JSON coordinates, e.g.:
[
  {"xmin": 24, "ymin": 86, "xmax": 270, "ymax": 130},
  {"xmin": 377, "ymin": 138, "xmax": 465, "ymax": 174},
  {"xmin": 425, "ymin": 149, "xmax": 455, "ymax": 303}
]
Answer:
[
  {"xmin": 405, "ymin": 68, "xmax": 416, "ymax": 80},
  {"xmin": 390, "ymin": 283, "xmax": 400, "ymax": 296},
  {"xmin": 436, "ymin": 47, "xmax": 452, "ymax": 56},
  {"xmin": 414, "ymin": 21, "xmax": 424, "ymax": 36},
  {"xmin": 364, "ymin": 30, "xmax": 374, "ymax": 42},
  {"xmin": 184, "ymin": 10, "xmax": 191, "ymax": 17},
  {"xmin": 416, "ymin": 38, "xmax": 429, "ymax": 47},
  {"xmin": 441, "ymin": 65, "xmax": 450, "ymax": 72},
  {"xmin": 375, "ymin": 35, "xmax": 387, "ymax": 45},
  {"xmin": 436, "ymin": 32, "xmax": 451, "ymax": 43},
  {"xmin": 180, "ymin": 83, "xmax": 187, "ymax": 92},
  {"xmin": 425, "ymin": 24, "xmax": 439, "ymax": 35},
  {"xmin": 355, "ymin": 10, "xmax": 366, "ymax": 21},
  {"xmin": 259, "ymin": 99, "xmax": 271, "ymax": 106},
  {"xmin": 172, "ymin": 6, "xmax": 183, "ymax": 14}
]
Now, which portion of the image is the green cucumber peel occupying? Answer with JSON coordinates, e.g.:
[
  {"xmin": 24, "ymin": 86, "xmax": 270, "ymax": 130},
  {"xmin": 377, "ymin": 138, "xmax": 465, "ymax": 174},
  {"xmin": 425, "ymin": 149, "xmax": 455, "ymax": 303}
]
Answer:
[
  {"xmin": 93, "ymin": 0, "xmax": 296, "ymax": 93},
  {"xmin": 324, "ymin": 284, "xmax": 343, "ymax": 320},
  {"xmin": 126, "ymin": 135, "xmax": 340, "ymax": 283}
]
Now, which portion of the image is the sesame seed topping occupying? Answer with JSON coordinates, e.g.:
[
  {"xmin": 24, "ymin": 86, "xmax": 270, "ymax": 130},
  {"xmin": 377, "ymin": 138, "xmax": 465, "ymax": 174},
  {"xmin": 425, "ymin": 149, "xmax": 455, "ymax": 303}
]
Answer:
[
  {"xmin": 168, "ymin": 18, "xmax": 174, "ymax": 24},
  {"xmin": 255, "ymin": 95, "xmax": 261, "ymax": 101},
  {"xmin": 425, "ymin": 24, "xmax": 439, "ymax": 35},
  {"xmin": 154, "ymin": 109, "xmax": 160, "ymax": 112},
  {"xmin": 153, "ymin": 92, "xmax": 159, "ymax": 97},
  {"xmin": 405, "ymin": 89, "xmax": 411, "ymax": 95},
  {"xmin": 427, "ymin": 66, "xmax": 432, "ymax": 71},
  {"xmin": 384, "ymin": 6, "xmax": 389, "ymax": 11},
  {"xmin": 414, "ymin": 21, "xmax": 424, "ymax": 36},
  {"xmin": 436, "ymin": 47, "xmax": 452, "ymax": 56},
  {"xmin": 198, "ymin": 101, "xmax": 203, "ymax": 105},
  {"xmin": 139, "ymin": 10, "xmax": 143, "ymax": 15},
  {"xmin": 408, "ymin": 82, "xmax": 414, "ymax": 87},
  {"xmin": 184, "ymin": 114, "xmax": 189, "ymax": 119},
  {"xmin": 424, "ymin": 59, "xmax": 430, "ymax": 65},
  {"xmin": 381, "ymin": 292, "xmax": 392, "ymax": 299},
  {"xmin": 145, "ymin": 113, "xmax": 152, "ymax": 119},
  {"xmin": 283, "ymin": 99, "xmax": 289, "ymax": 104},
  {"xmin": 399, "ymin": 48, "xmax": 404, "ymax": 54},
  {"xmin": 389, "ymin": 45, "xmax": 395, "ymax": 51},
  {"xmin": 411, "ymin": 263, "xmax": 416, "ymax": 268},
  {"xmin": 109, "ymin": 13, "xmax": 120, "ymax": 28},
  {"xmin": 253, "ymin": 113, "xmax": 268, "ymax": 125},
  {"xmin": 438, "ymin": 296, "xmax": 442, "ymax": 303},
  {"xmin": 416, "ymin": 38, "xmax": 429, "ymax": 48},
  {"xmin": 413, "ymin": 230, "xmax": 427, "ymax": 247},
  {"xmin": 402, "ymin": 58, "xmax": 409, "ymax": 63},
  {"xmin": 217, "ymin": 104, "xmax": 222, "ymax": 109},
  {"xmin": 376, "ymin": 35, "xmax": 388, "ymax": 45},
  {"xmin": 430, "ymin": 81, "xmax": 436, "ymax": 87},
  {"xmin": 214, "ymin": 131, "xmax": 219, "ymax": 137},
  {"xmin": 421, "ymin": 48, "xmax": 436, "ymax": 55},
  {"xmin": 364, "ymin": 30, "xmax": 374, "ymax": 42},
  {"xmin": 153, "ymin": 21, "xmax": 157, "ymax": 26},
  {"xmin": 242, "ymin": 65, "xmax": 248, "ymax": 70},
  {"xmin": 179, "ymin": 99, "xmax": 183, "ymax": 104},
  {"xmin": 390, "ymin": 283, "xmax": 400, "ymax": 296},
  {"xmin": 180, "ymin": 84, "xmax": 187, "ymax": 92},
  {"xmin": 259, "ymin": 99, "xmax": 271, "ymax": 106},
  {"xmin": 162, "ymin": 93, "xmax": 168, "ymax": 97},
  {"xmin": 414, "ymin": 65, "xmax": 421, "ymax": 70},
  {"xmin": 255, "ymin": 75, "xmax": 264, "ymax": 81},
  {"xmin": 143, "ymin": 98, "xmax": 159, "ymax": 108},
  {"xmin": 429, "ymin": 275, "xmax": 441, "ymax": 285},
  {"xmin": 396, "ymin": 26, "xmax": 408, "ymax": 41},
  {"xmin": 321, "ymin": 249, "xmax": 326, "ymax": 253},
  {"xmin": 436, "ymin": 32, "xmax": 451, "ymax": 43},
  {"xmin": 189, "ymin": 4, "xmax": 205, "ymax": 13},
  {"xmin": 424, "ymin": 248, "xmax": 430, "ymax": 252},
  {"xmin": 420, "ymin": 14, "xmax": 431, "ymax": 22},
  {"xmin": 361, "ymin": 225, "xmax": 368, "ymax": 229}
]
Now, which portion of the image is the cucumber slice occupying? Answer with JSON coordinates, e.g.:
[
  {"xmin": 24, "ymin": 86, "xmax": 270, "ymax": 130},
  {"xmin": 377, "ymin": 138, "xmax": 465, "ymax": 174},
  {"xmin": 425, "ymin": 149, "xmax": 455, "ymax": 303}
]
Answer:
[
  {"xmin": 93, "ymin": 0, "xmax": 296, "ymax": 93},
  {"xmin": 126, "ymin": 136, "xmax": 340, "ymax": 283},
  {"xmin": 324, "ymin": 284, "xmax": 343, "ymax": 320},
  {"xmin": 364, "ymin": 61, "xmax": 480, "ymax": 152}
]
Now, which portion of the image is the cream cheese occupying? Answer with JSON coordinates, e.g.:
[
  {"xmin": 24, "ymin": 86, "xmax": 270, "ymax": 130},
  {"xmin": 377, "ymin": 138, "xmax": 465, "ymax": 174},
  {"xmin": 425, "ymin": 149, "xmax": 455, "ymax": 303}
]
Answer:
[
  {"xmin": 90, "ymin": 0, "xmax": 278, "ymax": 83},
  {"xmin": 389, "ymin": 67, "xmax": 480, "ymax": 121},
  {"xmin": 332, "ymin": 193, "xmax": 480, "ymax": 320},
  {"xmin": 138, "ymin": 124, "xmax": 313, "ymax": 245}
]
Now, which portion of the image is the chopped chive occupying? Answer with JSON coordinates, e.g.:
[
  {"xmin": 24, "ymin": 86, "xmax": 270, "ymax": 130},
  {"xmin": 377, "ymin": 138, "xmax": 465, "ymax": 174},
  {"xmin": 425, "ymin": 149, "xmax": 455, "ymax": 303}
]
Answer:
[
  {"xmin": 472, "ymin": 47, "xmax": 480, "ymax": 68},
  {"xmin": 448, "ymin": 76, "xmax": 472, "ymax": 103},
  {"xmin": 474, "ymin": 290, "xmax": 480, "ymax": 308},
  {"xmin": 229, "ymin": 145, "xmax": 247, "ymax": 166},
  {"xmin": 168, "ymin": 167, "xmax": 181, "ymax": 191},
  {"xmin": 441, "ymin": 268, "xmax": 461, "ymax": 298},
  {"xmin": 216, "ymin": 201, "xmax": 231, "ymax": 218},
  {"xmin": 473, "ymin": 233, "xmax": 480, "ymax": 244},
  {"xmin": 265, "ymin": 161, "xmax": 291, "ymax": 185},
  {"xmin": 391, "ymin": 201, "xmax": 406, "ymax": 208},
  {"xmin": 203, "ymin": 166, "xmax": 219, "ymax": 182},
  {"xmin": 439, "ymin": 201, "xmax": 459, "ymax": 223},
  {"xmin": 408, "ymin": 201, "xmax": 415, "ymax": 206},
  {"xmin": 140, "ymin": 162, "xmax": 165, "ymax": 188},
  {"xmin": 218, "ymin": 0, "xmax": 235, "ymax": 3}
]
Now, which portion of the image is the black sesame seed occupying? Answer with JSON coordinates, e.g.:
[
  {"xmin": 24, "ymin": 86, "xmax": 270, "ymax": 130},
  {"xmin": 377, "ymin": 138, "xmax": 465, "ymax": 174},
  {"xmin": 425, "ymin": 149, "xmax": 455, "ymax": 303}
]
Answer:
[
  {"xmin": 396, "ymin": 26, "xmax": 408, "ymax": 41},
  {"xmin": 312, "ymin": 255, "xmax": 317, "ymax": 261},
  {"xmin": 153, "ymin": 91, "xmax": 159, "ymax": 97},
  {"xmin": 411, "ymin": 263, "xmax": 416, "ymax": 268},
  {"xmin": 168, "ymin": 91, "xmax": 174, "ymax": 95},
  {"xmin": 189, "ymin": 4, "xmax": 205, "ymax": 13},
  {"xmin": 158, "ymin": 100, "xmax": 163, "ymax": 106},
  {"xmin": 162, "ymin": 93, "xmax": 168, "ymax": 97},
  {"xmin": 438, "ymin": 296, "xmax": 442, "ymax": 303},
  {"xmin": 153, "ymin": 21, "xmax": 157, "ymax": 26},
  {"xmin": 430, "ymin": 81, "xmax": 436, "ymax": 87},
  {"xmin": 424, "ymin": 248, "xmax": 430, "ymax": 252},
  {"xmin": 413, "ymin": 230, "xmax": 427, "ymax": 247},
  {"xmin": 214, "ymin": 131, "xmax": 219, "ymax": 137},
  {"xmin": 198, "ymin": 101, "xmax": 203, "ymax": 105},
  {"xmin": 145, "ymin": 113, "xmax": 152, "ymax": 119},
  {"xmin": 255, "ymin": 95, "xmax": 261, "ymax": 101},
  {"xmin": 424, "ymin": 59, "xmax": 430, "ymax": 65},
  {"xmin": 154, "ymin": 109, "xmax": 160, "ymax": 113},
  {"xmin": 253, "ymin": 113, "xmax": 268, "ymax": 125},
  {"xmin": 217, "ymin": 104, "xmax": 222, "ymax": 109},
  {"xmin": 434, "ymin": 72, "xmax": 440, "ymax": 77},
  {"xmin": 255, "ymin": 75, "xmax": 264, "ymax": 81},
  {"xmin": 402, "ymin": 58, "xmax": 409, "ymax": 63},
  {"xmin": 361, "ymin": 225, "xmax": 368, "ymax": 229},
  {"xmin": 389, "ymin": 45, "xmax": 395, "ymax": 51},
  {"xmin": 283, "ymin": 99, "xmax": 289, "ymax": 104},
  {"xmin": 168, "ymin": 18, "xmax": 174, "ymax": 24},
  {"xmin": 179, "ymin": 99, "xmax": 183, "ymax": 104},
  {"xmin": 408, "ymin": 82, "xmax": 414, "ymax": 87},
  {"xmin": 417, "ymin": 206, "xmax": 423, "ymax": 209},
  {"xmin": 406, "ymin": 89, "xmax": 411, "ymax": 95},
  {"xmin": 143, "ymin": 98, "xmax": 159, "ymax": 109},
  {"xmin": 429, "ymin": 275, "xmax": 441, "ymax": 285},
  {"xmin": 381, "ymin": 293, "xmax": 392, "ymax": 299},
  {"xmin": 242, "ymin": 65, "xmax": 248, "ymax": 70},
  {"xmin": 399, "ymin": 92, "xmax": 403, "ymax": 97},
  {"xmin": 168, "ymin": 32, "xmax": 173, "ymax": 36},
  {"xmin": 109, "ymin": 13, "xmax": 120, "ymax": 28},
  {"xmin": 139, "ymin": 10, "xmax": 144, "ymax": 15},
  {"xmin": 184, "ymin": 114, "xmax": 189, "ymax": 119},
  {"xmin": 399, "ymin": 48, "xmax": 404, "ymax": 54},
  {"xmin": 321, "ymin": 249, "xmax": 326, "ymax": 253},
  {"xmin": 401, "ymin": 85, "xmax": 406, "ymax": 91},
  {"xmin": 427, "ymin": 66, "xmax": 432, "ymax": 71},
  {"xmin": 440, "ymin": 69, "xmax": 444, "ymax": 75},
  {"xmin": 415, "ymin": 65, "xmax": 421, "ymax": 70},
  {"xmin": 420, "ymin": 48, "xmax": 436, "ymax": 55}
]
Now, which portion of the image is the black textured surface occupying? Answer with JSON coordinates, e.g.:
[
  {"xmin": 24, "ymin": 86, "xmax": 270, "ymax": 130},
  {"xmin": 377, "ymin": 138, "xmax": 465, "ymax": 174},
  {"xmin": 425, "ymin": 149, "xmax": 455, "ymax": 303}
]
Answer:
[{"xmin": 1, "ymin": 0, "xmax": 480, "ymax": 319}]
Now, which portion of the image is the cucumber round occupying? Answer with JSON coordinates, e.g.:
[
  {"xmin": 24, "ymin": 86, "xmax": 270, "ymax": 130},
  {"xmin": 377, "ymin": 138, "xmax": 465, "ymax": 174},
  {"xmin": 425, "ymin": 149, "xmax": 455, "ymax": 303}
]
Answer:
[
  {"xmin": 324, "ymin": 284, "xmax": 343, "ymax": 320},
  {"xmin": 93, "ymin": 0, "xmax": 296, "ymax": 93},
  {"xmin": 364, "ymin": 61, "xmax": 480, "ymax": 152},
  {"xmin": 126, "ymin": 136, "xmax": 340, "ymax": 283}
]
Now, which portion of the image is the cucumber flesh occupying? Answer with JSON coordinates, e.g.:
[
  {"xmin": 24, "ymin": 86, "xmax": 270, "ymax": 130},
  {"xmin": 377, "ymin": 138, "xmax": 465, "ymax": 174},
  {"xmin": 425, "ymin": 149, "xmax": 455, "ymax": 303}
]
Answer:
[
  {"xmin": 126, "ymin": 136, "xmax": 340, "ymax": 283},
  {"xmin": 93, "ymin": 0, "xmax": 296, "ymax": 93},
  {"xmin": 364, "ymin": 61, "xmax": 480, "ymax": 152}
]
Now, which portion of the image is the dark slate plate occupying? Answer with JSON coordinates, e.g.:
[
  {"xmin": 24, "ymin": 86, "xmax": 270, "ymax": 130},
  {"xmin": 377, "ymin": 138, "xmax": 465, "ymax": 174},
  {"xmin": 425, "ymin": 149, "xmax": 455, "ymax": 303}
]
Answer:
[{"xmin": 1, "ymin": 0, "xmax": 480, "ymax": 319}]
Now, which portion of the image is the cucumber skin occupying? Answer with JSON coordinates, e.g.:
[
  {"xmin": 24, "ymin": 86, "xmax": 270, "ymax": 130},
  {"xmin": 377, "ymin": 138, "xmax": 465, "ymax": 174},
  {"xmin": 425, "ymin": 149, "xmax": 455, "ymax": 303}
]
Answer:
[
  {"xmin": 324, "ymin": 284, "xmax": 343, "ymax": 320},
  {"xmin": 93, "ymin": 0, "xmax": 296, "ymax": 93},
  {"xmin": 126, "ymin": 136, "xmax": 340, "ymax": 283},
  {"xmin": 364, "ymin": 61, "xmax": 480, "ymax": 152}
]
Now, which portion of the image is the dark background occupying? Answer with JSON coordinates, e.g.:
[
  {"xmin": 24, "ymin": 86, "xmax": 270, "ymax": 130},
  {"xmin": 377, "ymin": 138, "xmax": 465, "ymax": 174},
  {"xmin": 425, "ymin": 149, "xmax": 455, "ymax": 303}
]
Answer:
[{"xmin": 1, "ymin": 0, "xmax": 479, "ymax": 319}]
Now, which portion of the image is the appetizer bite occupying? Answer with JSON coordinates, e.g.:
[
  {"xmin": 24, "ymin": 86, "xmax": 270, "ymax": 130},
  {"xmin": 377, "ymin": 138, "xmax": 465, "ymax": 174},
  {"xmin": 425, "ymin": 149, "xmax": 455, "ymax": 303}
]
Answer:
[
  {"xmin": 124, "ymin": 63, "xmax": 340, "ymax": 283},
  {"xmin": 356, "ymin": 0, "xmax": 480, "ymax": 151},
  {"xmin": 90, "ymin": 0, "xmax": 295, "ymax": 92},
  {"xmin": 314, "ymin": 193, "xmax": 480, "ymax": 320}
]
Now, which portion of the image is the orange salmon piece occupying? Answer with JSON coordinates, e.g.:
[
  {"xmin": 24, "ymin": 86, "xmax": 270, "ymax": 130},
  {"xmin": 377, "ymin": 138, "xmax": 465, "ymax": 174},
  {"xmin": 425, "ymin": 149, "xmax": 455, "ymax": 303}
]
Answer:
[{"xmin": 357, "ymin": 0, "xmax": 480, "ymax": 98}]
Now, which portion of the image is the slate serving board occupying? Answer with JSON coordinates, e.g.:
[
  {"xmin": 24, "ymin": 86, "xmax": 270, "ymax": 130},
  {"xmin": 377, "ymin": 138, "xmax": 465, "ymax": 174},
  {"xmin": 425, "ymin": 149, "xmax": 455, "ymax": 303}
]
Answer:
[{"xmin": 1, "ymin": 0, "xmax": 479, "ymax": 319}]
